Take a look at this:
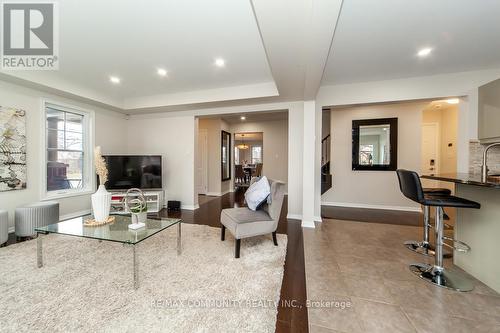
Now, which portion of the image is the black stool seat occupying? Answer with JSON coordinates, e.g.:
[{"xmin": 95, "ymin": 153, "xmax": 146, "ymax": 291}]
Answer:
[
  {"xmin": 422, "ymin": 195, "xmax": 480, "ymax": 209},
  {"xmin": 423, "ymin": 188, "xmax": 451, "ymax": 195}
]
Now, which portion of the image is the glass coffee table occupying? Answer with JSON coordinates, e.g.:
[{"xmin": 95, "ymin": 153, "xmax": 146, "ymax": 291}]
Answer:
[{"xmin": 35, "ymin": 214, "xmax": 182, "ymax": 289}]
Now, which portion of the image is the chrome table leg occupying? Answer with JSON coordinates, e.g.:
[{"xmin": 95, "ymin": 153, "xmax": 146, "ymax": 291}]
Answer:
[
  {"xmin": 37, "ymin": 233, "xmax": 43, "ymax": 268},
  {"xmin": 133, "ymin": 245, "xmax": 139, "ymax": 290},
  {"xmin": 177, "ymin": 222, "xmax": 182, "ymax": 255}
]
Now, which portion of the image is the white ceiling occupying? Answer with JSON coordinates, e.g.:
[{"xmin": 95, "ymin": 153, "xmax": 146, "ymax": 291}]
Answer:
[
  {"xmin": 322, "ymin": 0, "xmax": 500, "ymax": 85},
  {"xmin": 1, "ymin": 0, "xmax": 278, "ymax": 109},
  {"xmin": 2, "ymin": 0, "xmax": 500, "ymax": 113}
]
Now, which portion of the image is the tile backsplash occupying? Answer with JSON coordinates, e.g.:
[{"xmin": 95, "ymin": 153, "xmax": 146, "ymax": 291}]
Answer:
[{"xmin": 469, "ymin": 141, "xmax": 500, "ymax": 175}]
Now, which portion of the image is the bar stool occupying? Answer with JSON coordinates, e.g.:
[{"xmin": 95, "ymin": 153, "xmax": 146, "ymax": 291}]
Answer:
[
  {"xmin": 402, "ymin": 187, "xmax": 451, "ymax": 256},
  {"xmin": 396, "ymin": 169, "xmax": 480, "ymax": 291}
]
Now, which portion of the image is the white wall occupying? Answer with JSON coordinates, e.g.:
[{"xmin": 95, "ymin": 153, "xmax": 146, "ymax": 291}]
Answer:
[
  {"xmin": 230, "ymin": 118, "xmax": 288, "ymax": 184},
  {"xmin": 125, "ymin": 115, "xmax": 196, "ymax": 209},
  {"xmin": 0, "ymin": 80, "xmax": 127, "ymax": 230},
  {"xmin": 321, "ymin": 101, "xmax": 426, "ymax": 211}
]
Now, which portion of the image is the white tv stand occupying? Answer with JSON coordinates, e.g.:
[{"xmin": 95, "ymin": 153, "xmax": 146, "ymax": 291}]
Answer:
[{"xmin": 109, "ymin": 190, "xmax": 163, "ymax": 214}]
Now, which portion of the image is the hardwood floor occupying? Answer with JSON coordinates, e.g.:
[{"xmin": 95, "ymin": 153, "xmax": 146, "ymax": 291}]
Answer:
[{"xmin": 6, "ymin": 190, "xmax": 308, "ymax": 333}]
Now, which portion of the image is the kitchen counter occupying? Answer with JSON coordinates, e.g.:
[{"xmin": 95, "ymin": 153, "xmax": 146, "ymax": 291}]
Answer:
[
  {"xmin": 421, "ymin": 172, "xmax": 500, "ymax": 293},
  {"xmin": 421, "ymin": 172, "xmax": 500, "ymax": 188}
]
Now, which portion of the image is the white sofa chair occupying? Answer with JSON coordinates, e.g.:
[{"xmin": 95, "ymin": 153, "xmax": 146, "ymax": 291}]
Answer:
[{"xmin": 220, "ymin": 178, "xmax": 285, "ymax": 258}]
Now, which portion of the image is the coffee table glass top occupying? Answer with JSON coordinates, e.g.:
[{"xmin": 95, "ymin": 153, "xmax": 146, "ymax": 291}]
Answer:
[{"xmin": 35, "ymin": 214, "xmax": 181, "ymax": 245}]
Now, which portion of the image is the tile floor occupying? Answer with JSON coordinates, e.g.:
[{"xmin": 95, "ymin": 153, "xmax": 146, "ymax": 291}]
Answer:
[{"xmin": 303, "ymin": 218, "xmax": 500, "ymax": 333}]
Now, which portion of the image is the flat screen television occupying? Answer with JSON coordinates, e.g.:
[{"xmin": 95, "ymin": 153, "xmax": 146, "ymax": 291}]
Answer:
[{"xmin": 102, "ymin": 155, "xmax": 162, "ymax": 190}]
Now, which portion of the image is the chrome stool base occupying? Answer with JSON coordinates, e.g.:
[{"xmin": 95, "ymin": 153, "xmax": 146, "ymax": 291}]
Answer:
[
  {"xmin": 404, "ymin": 241, "xmax": 452, "ymax": 258},
  {"xmin": 409, "ymin": 263, "xmax": 474, "ymax": 292},
  {"xmin": 404, "ymin": 240, "xmax": 435, "ymax": 256}
]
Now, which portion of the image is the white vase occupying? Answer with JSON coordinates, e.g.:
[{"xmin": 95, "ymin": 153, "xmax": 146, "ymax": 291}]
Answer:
[{"xmin": 91, "ymin": 185, "xmax": 111, "ymax": 222}]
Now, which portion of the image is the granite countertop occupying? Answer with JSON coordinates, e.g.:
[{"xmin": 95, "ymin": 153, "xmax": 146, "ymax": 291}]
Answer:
[{"xmin": 421, "ymin": 173, "xmax": 500, "ymax": 189}]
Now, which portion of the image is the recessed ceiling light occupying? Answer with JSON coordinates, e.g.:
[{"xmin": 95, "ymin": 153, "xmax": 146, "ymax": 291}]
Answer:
[
  {"xmin": 240, "ymin": 116, "xmax": 246, "ymax": 120},
  {"xmin": 109, "ymin": 76, "xmax": 121, "ymax": 84},
  {"xmin": 157, "ymin": 68, "xmax": 167, "ymax": 77},
  {"xmin": 446, "ymin": 98, "xmax": 459, "ymax": 104},
  {"xmin": 417, "ymin": 47, "xmax": 433, "ymax": 57},
  {"xmin": 214, "ymin": 58, "xmax": 225, "ymax": 67}
]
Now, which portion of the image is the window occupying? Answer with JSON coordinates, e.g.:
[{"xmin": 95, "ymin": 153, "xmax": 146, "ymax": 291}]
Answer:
[
  {"xmin": 43, "ymin": 102, "xmax": 94, "ymax": 198},
  {"xmin": 251, "ymin": 146, "xmax": 262, "ymax": 164}
]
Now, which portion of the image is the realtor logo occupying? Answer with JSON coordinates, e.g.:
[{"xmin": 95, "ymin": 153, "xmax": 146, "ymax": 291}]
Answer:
[{"xmin": 1, "ymin": 2, "xmax": 59, "ymax": 70}]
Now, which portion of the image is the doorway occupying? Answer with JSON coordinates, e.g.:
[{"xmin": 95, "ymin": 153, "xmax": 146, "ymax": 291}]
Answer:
[
  {"xmin": 234, "ymin": 132, "xmax": 263, "ymax": 188},
  {"xmin": 421, "ymin": 100, "xmax": 459, "ymax": 223},
  {"xmin": 421, "ymin": 123, "xmax": 440, "ymax": 177},
  {"xmin": 421, "ymin": 100, "xmax": 458, "ymax": 189}
]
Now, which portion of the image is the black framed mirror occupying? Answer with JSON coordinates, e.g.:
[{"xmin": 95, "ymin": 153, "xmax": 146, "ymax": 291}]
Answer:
[
  {"xmin": 352, "ymin": 117, "xmax": 398, "ymax": 171},
  {"xmin": 221, "ymin": 130, "xmax": 231, "ymax": 181}
]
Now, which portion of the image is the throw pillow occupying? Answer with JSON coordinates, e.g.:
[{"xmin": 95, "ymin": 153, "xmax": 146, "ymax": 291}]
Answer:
[{"xmin": 245, "ymin": 176, "xmax": 271, "ymax": 211}]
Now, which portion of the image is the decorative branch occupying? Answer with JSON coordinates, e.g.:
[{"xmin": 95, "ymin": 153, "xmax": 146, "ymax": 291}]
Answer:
[{"xmin": 94, "ymin": 146, "xmax": 108, "ymax": 185}]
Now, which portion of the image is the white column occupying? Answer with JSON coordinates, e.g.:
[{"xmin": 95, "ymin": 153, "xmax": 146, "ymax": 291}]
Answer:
[
  {"xmin": 457, "ymin": 90, "xmax": 478, "ymax": 173},
  {"xmin": 314, "ymin": 102, "xmax": 323, "ymax": 222},
  {"xmin": 287, "ymin": 102, "xmax": 304, "ymax": 220},
  {"xmin": 302, "ymin": 101, "xmax": 316, "ymax": 228}
]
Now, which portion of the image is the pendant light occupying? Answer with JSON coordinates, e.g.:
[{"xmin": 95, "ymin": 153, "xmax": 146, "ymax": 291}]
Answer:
[{"xmin": 236, "ymin": 134, "xmax": 249, "ymax": 150}]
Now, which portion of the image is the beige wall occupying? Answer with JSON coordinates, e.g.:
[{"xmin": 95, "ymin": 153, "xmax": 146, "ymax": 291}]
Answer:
[
  {"xmin": 126, "ymin": 115, "xmax": 196, "ymax": 209},
  {"xmin": 0, "ymin": 80, "xmax": 127, "ymax": 230},
  {"xmin": 322, "ymin": 101, "xmax": 427, "ymax": 210},
  {"xmin": 230, "ymin": 118, "xmax": 288, "ymax": 184}
]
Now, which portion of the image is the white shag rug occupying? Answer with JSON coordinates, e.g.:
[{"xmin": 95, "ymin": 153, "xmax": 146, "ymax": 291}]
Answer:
[{"xmin": 0, "ymin": 224, "xmax": 287, "ymax": 333}]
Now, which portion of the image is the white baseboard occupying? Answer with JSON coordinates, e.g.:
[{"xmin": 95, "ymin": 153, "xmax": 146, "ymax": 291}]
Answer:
[
  {"xmin": 60, "ymin": 209, "xmax": 92, "ymax": 221},
  {"xmin": 321, "ymin": 201, "xmax": 422, "ymax": 213},
  {"xmin": 301, "ymin": 220, "xmax": 315, "ymax": 228},
  {"xmin": 181, "ymin": 204, "xmax": 199, "ymax": 210},
  {"xmin": 206, "ymin": 190, "xmax": 230, "ymax": 197},
  {"xmin": 287, "ymin": 214, "xmax": 322, "ymax": 222}
]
